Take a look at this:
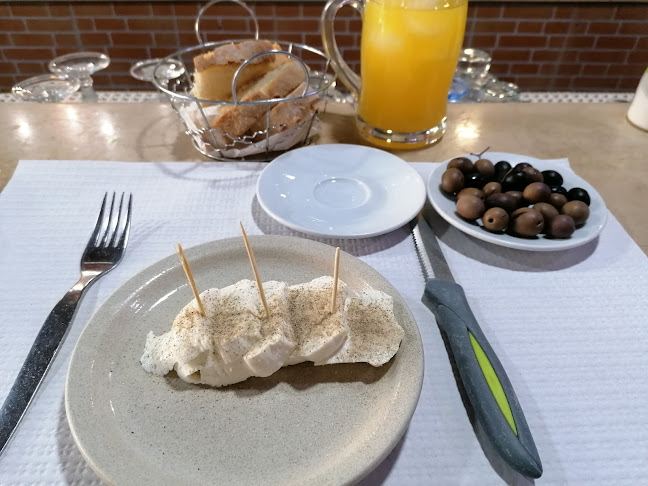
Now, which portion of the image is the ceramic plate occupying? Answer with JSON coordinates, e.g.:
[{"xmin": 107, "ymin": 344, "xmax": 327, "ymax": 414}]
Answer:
[
  {"xmin": 427, "ymin": 152, "xmax": 608, "ymax": 251},
  {"xmin": 256, "ymin": 144, "xmax": 426, "ymax": 238},
  {"xmin": 66, "ymin": 236, "xmax": 424, "ymax": 486}
]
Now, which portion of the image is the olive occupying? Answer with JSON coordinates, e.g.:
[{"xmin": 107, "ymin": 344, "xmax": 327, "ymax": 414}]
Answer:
[
  {"xmin": 550, "ymin": 186, "xmax": 568, "ymax": 196},
  {"xmin": 494, "ymin": 161, "xmax": 512, "ymax": 182},
  {"xmin": 506, "ymin": 191, "xmax": 524, "ymax": 209},
  {"xmin": 548, "ymin": 214, "xmax": 576, "ymax": 239},
  {"xmin": 456, "ymin": 195, "xmax": 485, "ymax": 221},
  {"xmin": 483, "ymin": 181, "xmax": 501, "ymax": 197},
  {"xmin": 510, "ymin": 208, "xmax": 544, "ymax": 237},
  {"xmin": 511, "ymin": 207, "xmax": 533, "ymax": 218},
  {"xmin": 448, "ymin": 157, "xmax": 474, "ymax": 174},
  {"xmin": 441, "ymin": 168, "xmax": 464, "ymax": 195},
  {"xmin": 561, "ymin": 200, "xmax": 590, "ymax": 225},
  {"xmin": 457, "ymin": 187, "xmax": 485, "ymax": 200},
  {"xmin": 485, "ymin": 192, "xmax": 518, "ymax": 213},
  {"xmin": 502, "ymin": 171, "xmax": 528, "ymax": 192},
  {"xmin": 464, "ymin": 173, "xmax": 488, "ymax": 189},
  {"xmin": 542, "ymin": 170, "xmax": 563, "ymax": 187},
  {"xmin": 567, "ymin": 187, "xmax": 591, "ymax": 206},
  {"xmin": 522, "ymin": 167, "xmax": 544, "ymax": 183},
  {"xmin": 514, "ymin": 162, "xmax": 533, "ymax": 172},
  {"xmin": 482, "ymin": 207, "xmax": 509, "ymax": 233},
  {"xmin": 523, "ymin": 182, "xmax": 551, "ymax": 203},
  {"xmin": 548, "ymin": 193, "xmax": 568, "ymax": 210},
  {"xmin": 474, "ymin": 159, "xmax": 495, "ymax": 179},
  {"xmin": 533, "ymin": 202, "xmax": 559, "ymax": 229}
]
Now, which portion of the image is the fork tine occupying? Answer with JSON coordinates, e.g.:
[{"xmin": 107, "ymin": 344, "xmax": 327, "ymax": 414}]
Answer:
[
  {"xmin": 99, "ymin": 193, "xmax": 117, "ymax": 247},
  {"xmin": 109, "ymin": 193, "xmax": 125, "ymax": 247},
  {"xmin": 88, "ymin": 193, "xmax": 109, "ymax": 247},
  {"xmin": 116, "ymin": 194, "xmax": 132, "ymax": 250}
]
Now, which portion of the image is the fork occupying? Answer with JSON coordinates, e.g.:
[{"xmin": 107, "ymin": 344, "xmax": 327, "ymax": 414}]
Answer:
[{"xmin": 0, "ymin": 192, "xmax": 132, "ymax": 456}]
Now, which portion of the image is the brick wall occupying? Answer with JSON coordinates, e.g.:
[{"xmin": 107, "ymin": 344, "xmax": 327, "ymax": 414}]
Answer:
[{"xmin": 1, "ymin": 2, "xmax": 647, "ymax": 92}]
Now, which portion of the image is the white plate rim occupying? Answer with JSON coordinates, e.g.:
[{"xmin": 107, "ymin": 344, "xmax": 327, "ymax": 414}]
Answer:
[
  {"xmin": 426, "ymin": 152, "xmax": 608, "ymax": 251},
  {"xmin": 256, "ymin": 144, "xmax": 426, "ymax": 239},
  {"xmin": 65, "ymin": 235, "xmax": 424, "ymax": 486}
]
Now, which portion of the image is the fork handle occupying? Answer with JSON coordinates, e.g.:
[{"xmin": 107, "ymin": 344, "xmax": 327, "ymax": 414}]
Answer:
[{"xmin": 0, "ymin": 280, "xmax": 90, "ymax": 456}]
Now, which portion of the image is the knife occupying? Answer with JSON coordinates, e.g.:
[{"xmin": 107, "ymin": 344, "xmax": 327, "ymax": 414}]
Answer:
[{"xmin": 412, "ymin": 212, "xmax": 543, "ymax": 479}]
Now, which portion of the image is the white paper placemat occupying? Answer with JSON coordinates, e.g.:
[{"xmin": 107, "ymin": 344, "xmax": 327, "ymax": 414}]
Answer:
[{"xmin": 0, "ymin": 159, "xmax": 647, "ymax": 485}]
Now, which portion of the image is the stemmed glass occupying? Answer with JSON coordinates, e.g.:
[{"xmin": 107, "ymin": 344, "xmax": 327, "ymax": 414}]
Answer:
[
  {"xmin": 130, "ymin": 58, "xmax": 186, "ymax": 101},
  {"xmin": 48, "ymin": 52, "xmax": 110, "ymax": 102},
  {"xmin": 453, "ymin": 48, "xmax": 520, "ymax": 102},
  {"xmin": 11, "ymin": 74, "xmax": 81, "ymax": 103}
]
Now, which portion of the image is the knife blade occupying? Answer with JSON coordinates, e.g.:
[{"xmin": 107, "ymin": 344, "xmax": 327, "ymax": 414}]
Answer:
[{"xmin": 412, "ymin": 212, "xmax": 543, "ymax": 479}]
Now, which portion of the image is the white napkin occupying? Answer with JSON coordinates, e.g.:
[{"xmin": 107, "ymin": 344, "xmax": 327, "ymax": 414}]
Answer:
[{"xmin": 0, "ymin": 159, "xmax": 647, "ymax": 485}]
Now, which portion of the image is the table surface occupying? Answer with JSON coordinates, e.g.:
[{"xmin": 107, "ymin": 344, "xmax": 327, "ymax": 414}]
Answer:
[{"xmin": 1, "ymin": 101, "xmax": 647, "ymax": 253}]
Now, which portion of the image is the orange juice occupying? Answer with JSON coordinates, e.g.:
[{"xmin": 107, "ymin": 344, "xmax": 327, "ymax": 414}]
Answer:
[{"xmin": 358, "ymin": 0, "xmax": 467, "ymax": 136}]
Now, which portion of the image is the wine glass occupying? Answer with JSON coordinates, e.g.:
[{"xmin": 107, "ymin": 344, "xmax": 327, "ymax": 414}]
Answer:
[
  {"xmin": 11, "ymin": 74, "xmax": 81, "ymax": 103},
  {"xmin": 49, "ymin": 52, "xmax": 110, "ymax": 102},
  {"xmin": 130, "ymin": 58, "xmax": 186, "ymax": 101}
]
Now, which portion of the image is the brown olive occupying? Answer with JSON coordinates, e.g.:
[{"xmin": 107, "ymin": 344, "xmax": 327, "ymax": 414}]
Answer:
[
  {"xmin": 548, "ymin": 214, "xmax": 576, "ymax": 238},
  {"xmin": 483, "ymin": 181, "xmax": 502, "ymax": 197},
  {"xmin": 482, "ymin": 207, "xmax": 509, "ymax": 233},
  {"xmin": 533, "ymin": 202, "xmax": 559, "ymax": 228},
  {"xmin": 457, "ymin": 187, "xmax": 485, "ymax": 200},
  {"xmin": 474, "ymin": 159, "xmax": 495, "ymax": 178},
  {"xmin": 485, "ymin": 193, "xmax": 518, "ymax": 213},
  {"xmin": 523, "ymin": 182, "xmax": 551, "ymax": 203},
  {"xmin": 456, "ymin": 195, "xmax": 485, "ymax": 221},
  {"xmin": 510, "ymin": 208, "xmax": 544, "ymax": 237},
  {"xmin": 522, "ymin": 167, "xmax": 544, "ymax": 183},
  {"xmin": 505, "ymin": 191, "xmax": 524, "ymax": 208},
  {"xmin": 447, "ymin": 157, "xmax": 474, "ymax": 174},
  {"xmin": 561, "ymin": 200, "xmax": 590, "ymax": 225},
  {"xmin": 511, "ymin": 207, "xmax": 533, "ymax": 218},
  {"xmin": 441, "ymin": 168, "xmax": 464, "ymax": 195},
  {"xmin": 548, "ymin": 193, "xmax": 568, "ymax": 210}
]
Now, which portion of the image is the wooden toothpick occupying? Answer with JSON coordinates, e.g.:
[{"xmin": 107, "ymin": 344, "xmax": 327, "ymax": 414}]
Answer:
[
  {"xmin": 329, "ymin": 247, "xmax": 340, "ymax": 314},
  {"xmin": 176, "ymin": 243, "xmax": 206, "ymax": 317},
  {"xmin": 239, "ymin": 222, "xmax": 270, "ymax": 319}
]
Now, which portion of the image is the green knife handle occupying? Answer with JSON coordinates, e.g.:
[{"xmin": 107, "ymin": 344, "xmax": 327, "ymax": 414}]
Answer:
[{"xmin": 423, "ymin": 280, "xmax": 543, "ymax": 479}]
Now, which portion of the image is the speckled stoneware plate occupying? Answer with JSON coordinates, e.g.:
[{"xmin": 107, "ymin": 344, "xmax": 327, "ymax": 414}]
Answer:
[
  {"xmin": 427, "ymin": 152, "xmax": 608, "ymax": 251},
  {"xmin": 66, "ymin": 235, "xmax": 424, "ymax": 486}
]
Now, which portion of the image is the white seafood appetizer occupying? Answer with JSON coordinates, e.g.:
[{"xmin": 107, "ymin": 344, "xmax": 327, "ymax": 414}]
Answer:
[{"xmin": 141, "ymin": 277, "xmax": 404, "ymax": 387}]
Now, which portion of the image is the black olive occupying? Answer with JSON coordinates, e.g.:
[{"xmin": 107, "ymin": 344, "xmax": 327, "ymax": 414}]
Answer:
[
  {"xmin": 494, "ymin": 161, "xmax": 512, "ymax": 182},
  {"xmin": 464, "ymin": 173, "xmax": 488, "ymax": 189},
  {"xmin": 522, "ymin": 167, "xmax": 544, "ymax": 183},
  {"xmin": 567, "ymin": 187, "xmax": 591, "ymax": 206},
  {"xmin": 542, "ymin": 170, "xmax": 563, "ymax": 187},
  {"xmin": 550, "ymin": 186, "xmax": 568, "ymax": 196},
  {"xmin": 514, "ymin": 162, "xmax": 532, "ymax": 172},
  {"xmin": 502, "ymin": 171, "xmax": 528, "ymax": 192}
]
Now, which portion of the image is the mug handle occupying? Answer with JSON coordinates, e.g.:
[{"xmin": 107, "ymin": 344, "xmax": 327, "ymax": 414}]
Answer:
[{"xmin": 321, "ymin": 0, "xmax": 363, "ymax": 98}]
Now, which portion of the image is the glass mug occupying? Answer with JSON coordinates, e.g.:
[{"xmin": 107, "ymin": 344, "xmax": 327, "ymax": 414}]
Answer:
[{"xmin": 322, "ymin": 0, "xmax": 468, "ymax": 149}]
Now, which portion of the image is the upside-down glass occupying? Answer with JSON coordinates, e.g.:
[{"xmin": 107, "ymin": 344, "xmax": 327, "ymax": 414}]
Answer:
[{"xmin": 322, "ymin": 0, "xmax": 467, "ymax": 149}]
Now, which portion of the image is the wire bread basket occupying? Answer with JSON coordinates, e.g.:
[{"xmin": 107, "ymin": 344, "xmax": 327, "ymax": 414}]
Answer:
[{"xmin": 152, "ymin": 0, "xmax": 336, "ymax": 162}]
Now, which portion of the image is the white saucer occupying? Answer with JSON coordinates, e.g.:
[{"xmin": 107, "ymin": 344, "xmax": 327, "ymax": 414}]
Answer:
[{"xmin": 256, "ymin": 144, "xmax": 426, "ymax": 238}]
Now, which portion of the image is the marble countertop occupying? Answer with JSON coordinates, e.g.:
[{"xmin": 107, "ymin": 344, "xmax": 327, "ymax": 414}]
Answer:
[{"xmin": 1, "ymin": 101, "xmax": 646, "ymax": 253}]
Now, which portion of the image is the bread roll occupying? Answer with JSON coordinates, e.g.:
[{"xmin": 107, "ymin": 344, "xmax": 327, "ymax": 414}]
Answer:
[
  {"xmin": 208, "ymin": 59, "xmax": 307, "ymax": 139},
  {"xmin": 192, "ymin": 40, "xmax": 287, "ymax": 101}
]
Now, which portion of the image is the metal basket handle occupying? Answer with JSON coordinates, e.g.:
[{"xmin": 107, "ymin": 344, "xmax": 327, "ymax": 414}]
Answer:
[
  {"xmin": 231, "ymin": 50, "xmax": 311, "ymax": 103},
  {"xmin": 195, "ymin": 0, "xmax": 260, "ymax": 44}
]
